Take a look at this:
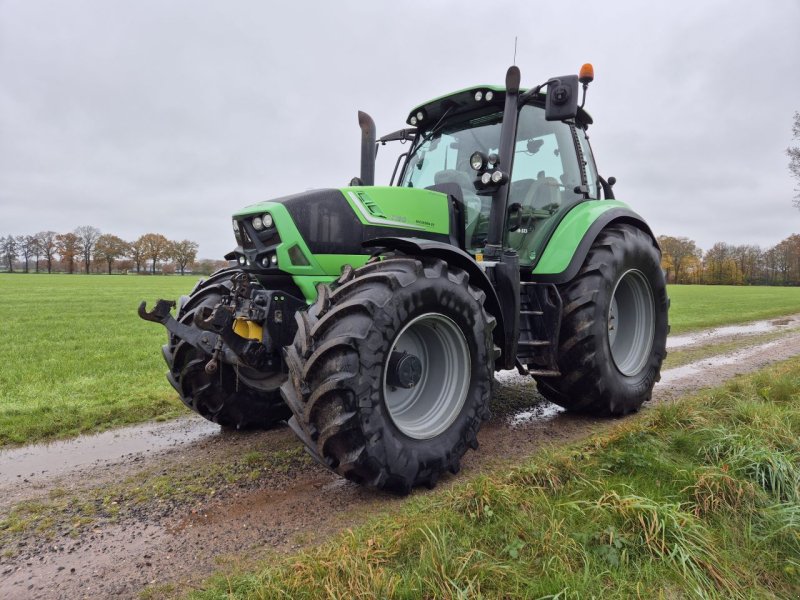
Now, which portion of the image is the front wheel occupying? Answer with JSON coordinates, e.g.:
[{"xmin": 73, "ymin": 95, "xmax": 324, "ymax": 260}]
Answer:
[
  {"xmin": 535, "ymin": 224, "xmax": 669, "ymax": 415},
  {"xmin": 280, "ymin": 257, "xmax": 495, "ymax": 494}
]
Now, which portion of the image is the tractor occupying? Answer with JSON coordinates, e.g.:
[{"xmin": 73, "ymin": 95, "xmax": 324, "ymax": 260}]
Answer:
[{"xmin": 140, "ymin": 64, "xmax": 669, "ymax": 494}]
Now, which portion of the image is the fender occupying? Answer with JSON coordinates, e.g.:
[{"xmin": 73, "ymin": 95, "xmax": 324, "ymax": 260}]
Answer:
[
  {"xmin": 532, "ymin": 203, "xmax": 658, "ymax": 284},
  {"xmin": 362, "ymin": 237, "xmax": 506, "ymax": 361}
]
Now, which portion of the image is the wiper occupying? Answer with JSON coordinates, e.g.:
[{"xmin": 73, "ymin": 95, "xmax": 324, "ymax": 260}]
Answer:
[{"xmin": 404, "ymin": 105, "xmax": 455, "ymax": 168}]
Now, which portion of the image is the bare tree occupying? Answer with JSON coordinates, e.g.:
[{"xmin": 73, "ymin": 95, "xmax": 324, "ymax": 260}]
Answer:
[
  {"xmin": 36, "ymin": 231, "xmax": 58, "ymax": 274},
  {"xmin": 29, "ymin": 235, "xmax": 42, "ymax": 273},
  {"xmin": 16, "ymin": 235, "xmax": 36, "ymax": 273},
  {"xmin": 139, "ymin": 233, "xmax": 171, "ymax": 274},
  {"xmin": 95, "ymin": 234, "xmax": 130, "ymax": 274},
  {"xmin": 2, "ymin": 236, "xmax": 18, "ymax": 272},
  {"xmin": 75, "ymin": 225, "xmax": 101, "ymax": 274},
  {"xmin": 170, "ymin": 239, "xmax": 199, "ymax": 275},
  {"xmin": 789, "ymin": 111, "xmax": 800, "ymax": 209}
]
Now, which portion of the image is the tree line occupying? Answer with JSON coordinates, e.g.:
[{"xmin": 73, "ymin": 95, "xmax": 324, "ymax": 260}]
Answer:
[
  {"xmin": 0, "ymin": 227, "xmax": 225, "ymax": 276},
  {"xmin": 659, "ymin": 233, "xmax": 800, "ymax": 285}
]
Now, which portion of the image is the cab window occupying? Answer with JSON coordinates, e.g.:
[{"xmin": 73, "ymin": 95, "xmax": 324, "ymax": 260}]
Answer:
[{"xmin": 506, "ymin": 105, "xmax": 585, "ymax": 265}]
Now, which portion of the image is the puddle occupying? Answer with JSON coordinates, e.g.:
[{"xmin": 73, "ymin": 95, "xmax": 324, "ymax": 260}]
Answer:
[
  {"xmin": 667, "ymin": 314, "xmax": 800, "ymax": 349},
  {"xmin": 508, "ymin": 403, "xmax": 564, "ymax": 427},
  {"xmin": 659, "ymin": 340, "xmax": 782, "ymax": 384},
  {"xmin": 0, "ymin": 416, "xmax": 220, "ymax": 483}
]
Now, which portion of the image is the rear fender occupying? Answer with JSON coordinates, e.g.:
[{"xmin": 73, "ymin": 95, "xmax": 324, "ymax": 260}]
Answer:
[{"xmin": 532, "ymin": 203, "xmax": 658, "ymax": 284}]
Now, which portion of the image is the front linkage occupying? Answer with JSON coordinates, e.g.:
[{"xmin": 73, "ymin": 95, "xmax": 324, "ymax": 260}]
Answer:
[{"xmin": 140, "ymin": 271, "xmax": 303, "ymax": 376}]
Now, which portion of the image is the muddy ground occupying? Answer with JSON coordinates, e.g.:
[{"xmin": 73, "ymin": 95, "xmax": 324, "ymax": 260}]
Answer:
[{"xmin": 2, "ymin": 314, "xmax": 800, "ymax": 599}]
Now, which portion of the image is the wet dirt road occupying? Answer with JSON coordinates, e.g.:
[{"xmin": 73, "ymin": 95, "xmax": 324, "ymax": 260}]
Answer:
[{"xmin": 2, "ymin": 315, "xmax": 800, "ymax": 599}]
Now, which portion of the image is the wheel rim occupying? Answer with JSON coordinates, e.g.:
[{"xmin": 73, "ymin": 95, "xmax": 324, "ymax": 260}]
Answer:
[
  {"xmin": 382, "ymin": 313, "xmax": 471, "ymax": 440},
  {"xmin": 607, "ymin": 269, "xmax": 655, "ymax": 376}
]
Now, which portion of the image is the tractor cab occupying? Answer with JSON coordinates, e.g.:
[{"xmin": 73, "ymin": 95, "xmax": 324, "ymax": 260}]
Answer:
[{"xmin": 394, "ymin": 68, "xmax": 600, "ymax": 268}]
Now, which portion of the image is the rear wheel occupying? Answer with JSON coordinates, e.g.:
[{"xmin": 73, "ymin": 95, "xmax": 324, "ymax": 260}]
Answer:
[
  {"xmin": 535, "ymin": 224, "xmax": 668, "ymax": 415},
  {"xmin": 281, "ymin": 257, "xmax": 495, "ymax": 494},
  {"xmin": 164, "ymin": 268, "xmax": 290, "ymax": 429}
]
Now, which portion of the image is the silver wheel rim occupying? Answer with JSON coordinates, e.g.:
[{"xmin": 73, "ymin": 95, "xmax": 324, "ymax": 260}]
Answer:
[
  {"xmin": 608, "ymin": 269, "xmax": 655, "ymax": 376},
  {"xmin": 382, "ymin": 313, "xmax": 471, "ymax": 440}
]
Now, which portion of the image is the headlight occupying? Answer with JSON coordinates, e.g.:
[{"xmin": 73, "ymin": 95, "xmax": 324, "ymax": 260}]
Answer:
[
  {"xmin": 238, "ymin": 256, "xmax": 246, "ymax": 265},
  {"xmin": 410, "ymin": 116, "xmax": 418, "ymax": 126},
  {"xmin": 491, "ymin": 170, "xmax": 507, "ymax": 184},
  {"xmin": 252, "ymin": 216, "xmax": 264, "ymax": 230},
  {"xmin": 469, "ymin": 151, "xmax": 485, "ymax": 171},
  {"xmin": 474, "ymin": 90, "xmax": 483, "ymax": 102},
  {"xmin": 262, "ymin": 213, "xmax": 273, "ymax": 228},
  {"xmin": 232, "ymin": 219, "xmax": 239, "ymax": 232},
  {"xmin": 485, "ymin": 91, "xmax": 494, "ymax": 101}
]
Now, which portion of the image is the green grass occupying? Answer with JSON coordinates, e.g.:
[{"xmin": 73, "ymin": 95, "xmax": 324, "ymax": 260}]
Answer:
[
  {"xmin": 0, "ymin": 273, "xmax": 193, "ymax": 446},
  {"xmin": 2, "ymin": 275, "xmax": 799, "ymax": 447},
  {"xmin": 191, "ymin": 358, "xmax": 800, "ymax": 599},
  {"xmin": 668, "ymin": 285, "xmax": 800, "ymax": 334}
]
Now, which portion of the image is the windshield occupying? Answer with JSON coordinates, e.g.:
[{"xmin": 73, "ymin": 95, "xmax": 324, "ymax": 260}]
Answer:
[{"xmin": 400, "ymin": 113, "xmax": 502, "ymax": 250}]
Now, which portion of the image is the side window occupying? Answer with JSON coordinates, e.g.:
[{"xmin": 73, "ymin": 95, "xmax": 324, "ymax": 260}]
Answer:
[
  {"xmin": 577, "ymin": 128, "xmax": 600, "ymax": 199},
  {"xmin": 509, "ymin": 106, "xmax": 583, "ymax": 211},
  {"xmin": 506, "ymin": 105, "xmax": 585, "ymax": 265}
]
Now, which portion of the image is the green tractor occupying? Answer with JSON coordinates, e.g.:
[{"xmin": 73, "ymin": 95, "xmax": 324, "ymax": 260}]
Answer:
[{"xmin": 140, "ymin": 64, "xmax": 668, "ymax": 494}]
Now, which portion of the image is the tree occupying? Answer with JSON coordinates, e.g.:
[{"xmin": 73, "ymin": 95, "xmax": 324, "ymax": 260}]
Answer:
[
  {"xmin": 16, "ymin": 235, "xmax": 36, "ymax": 273},
  {"xmin": 2, "ymin": 235, "xmax": 18, "ymax": 272},
  {"xmin": 657, "ymin": 235, "xmax": 702, "ymax": 284},
  {"xmin": 129, "ymin": 237, "xmax": 146, "ymax": 273},
  {"xmin": 29, "ymin": 235, "xmax": 42, "ymax": 273},
  {"xmin": 74, "ymin": 225, "xmax": 101, "ymax": 274},
  {"xmin": 703, "ymin": 242, "xmax": 742, "ymax": 285},
  {"xmin": 170, "ymin": 239, "xmax": 199, "ymax": 275},
  {"xmin": 788, "ymin": 111, "xmax": 800, "ymax": 209},
  {"xmin": 730, "ymin": 244, "xmax": 762, "ymax": 285},
  {"xmin": 56, "ymin": 232, "xmax": 83, "ymax": 274},
  {"xmin": 95, "ymin": 234, "xmax": 130, "ymax": 274},
  {"xmin": 139, "ymin": 233, "xmax": 171, "ymax": 274},
  {"xmin": 36, "ymin": 231, "xmax": 58, "ymax": 274}
]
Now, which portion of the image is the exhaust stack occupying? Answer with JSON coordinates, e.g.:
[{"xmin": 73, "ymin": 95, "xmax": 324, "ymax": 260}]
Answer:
[{"xmin": 358, "ymin": 111, "xmax": 376, "ymax": 186}]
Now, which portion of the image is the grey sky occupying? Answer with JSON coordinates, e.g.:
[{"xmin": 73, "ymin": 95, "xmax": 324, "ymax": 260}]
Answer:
[{"xmin": 1, "ymin": 0, "xmax": 798, "ymax": 260}]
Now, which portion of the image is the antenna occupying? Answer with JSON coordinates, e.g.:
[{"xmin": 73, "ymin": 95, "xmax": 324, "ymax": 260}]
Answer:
[{"xmin": 513, "ymin": 36, "xmax": 518, "ymax": 65}]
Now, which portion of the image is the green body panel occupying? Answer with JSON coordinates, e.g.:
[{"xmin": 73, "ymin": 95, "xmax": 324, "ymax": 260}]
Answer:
[
  {"xmin": 341, "ymin": 186, "xmax": 450, "ymax": 235},
  {"xmin": 291, "ymin": 275, "xmax": 337, "ymax": 303},
  {"xmin": 532, "ymin": 200, "xmax": 631, "ymax": 275},
  {"xmin": 232, "ymin": 201, "xmax": 370, "ymax": 303}
]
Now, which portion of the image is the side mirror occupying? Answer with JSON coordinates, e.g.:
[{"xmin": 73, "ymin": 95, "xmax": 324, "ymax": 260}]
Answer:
[{"xmin": 545, "ymin": 75, "xmax": 579, "ymax": 121}]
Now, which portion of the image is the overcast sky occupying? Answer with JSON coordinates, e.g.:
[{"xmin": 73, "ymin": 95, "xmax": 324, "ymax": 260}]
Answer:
[{"xmin": 1, "ymin": 0, "xmax": 798, "ymax": 259}]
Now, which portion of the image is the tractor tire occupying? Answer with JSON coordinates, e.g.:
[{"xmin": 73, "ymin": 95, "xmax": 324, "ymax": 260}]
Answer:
[
  {"xmin": 281, "ymin": 257, "xmax": 495, "ymax": 494},
  {"xmin": 535, "ymin": 224, "xmax": 668, "ymax": 415},
  {"xmin": 163, "ymin": 268, "xmax": 290, "ymax": 430}
]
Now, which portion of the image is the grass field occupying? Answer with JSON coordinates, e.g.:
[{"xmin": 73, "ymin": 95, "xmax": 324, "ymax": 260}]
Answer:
[
  {"xmin": 193, "ymin": 358, "xmax": 800, "ymax": 599},
  {"xmin": 668, "ymin": 285, "xmax": 800, "ymax": 334},
  {"xmin": 0, "ymin": 274, "xmax": 192, "ymax": 446},
  {"xmin": 1, "ymin": 275, "xmax": 799, "ymax": 447}
]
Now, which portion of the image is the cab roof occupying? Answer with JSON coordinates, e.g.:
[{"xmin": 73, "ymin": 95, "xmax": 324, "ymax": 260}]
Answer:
[{"xmin": 406, "ymin": 84, "xmax": 593, "ymax": 129}]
